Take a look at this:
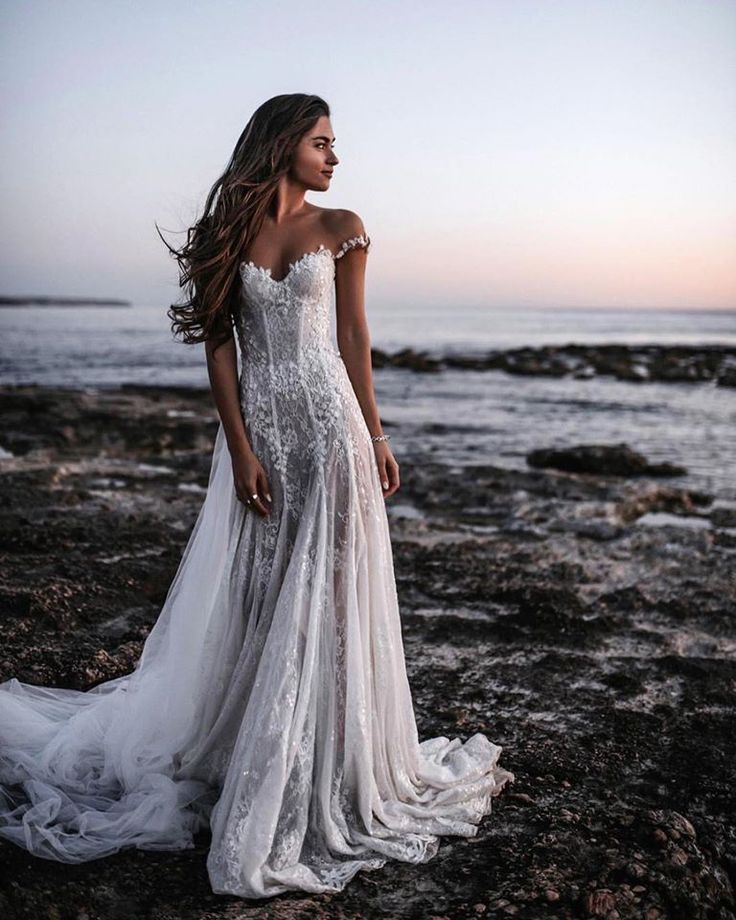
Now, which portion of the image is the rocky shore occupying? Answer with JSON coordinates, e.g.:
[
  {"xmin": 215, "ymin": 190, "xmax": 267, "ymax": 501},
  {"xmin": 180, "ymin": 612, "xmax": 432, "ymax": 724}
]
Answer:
[
  {"xmin": 372, "ymin": 343, "xmax": 736, "ymax": 386},
  {"xmin": 0, "ymin": 384, "xmax": 734, "ymax": 919}
]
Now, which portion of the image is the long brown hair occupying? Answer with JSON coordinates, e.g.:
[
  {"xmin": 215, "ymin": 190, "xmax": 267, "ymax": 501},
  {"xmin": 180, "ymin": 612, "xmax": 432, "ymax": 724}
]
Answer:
[{"xmin": 156, "ymin": 93, "xmax": 330, "ymax": 352}]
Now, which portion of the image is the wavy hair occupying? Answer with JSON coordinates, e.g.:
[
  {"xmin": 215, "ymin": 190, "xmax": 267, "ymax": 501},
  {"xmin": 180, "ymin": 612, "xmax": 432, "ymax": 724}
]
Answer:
[{"xmin": 156, "ymin": 93, "xmax": 330, "ymax": 352}]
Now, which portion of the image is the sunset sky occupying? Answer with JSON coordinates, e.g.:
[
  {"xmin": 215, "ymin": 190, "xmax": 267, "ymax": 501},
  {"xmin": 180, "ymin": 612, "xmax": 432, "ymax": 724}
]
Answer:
[{"xmin": 1, "ymin": 0, "xmax": 735, "ymax": 311}]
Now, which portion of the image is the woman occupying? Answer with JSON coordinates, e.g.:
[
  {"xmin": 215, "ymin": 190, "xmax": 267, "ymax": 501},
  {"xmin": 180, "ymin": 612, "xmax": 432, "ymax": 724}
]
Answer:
[{"xmin": 0, "ymin": 93, "xmax": 514, "ymax": 899}]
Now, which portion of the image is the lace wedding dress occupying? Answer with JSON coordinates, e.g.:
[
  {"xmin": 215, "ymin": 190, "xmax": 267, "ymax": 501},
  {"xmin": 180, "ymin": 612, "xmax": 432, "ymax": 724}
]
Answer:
[{"xmin": 0, "ymin": 232, "xmax": 514, "ymax": 898}]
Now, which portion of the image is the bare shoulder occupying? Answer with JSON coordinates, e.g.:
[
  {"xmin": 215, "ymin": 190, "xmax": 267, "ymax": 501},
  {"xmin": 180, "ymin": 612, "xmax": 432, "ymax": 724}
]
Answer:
[{"xmin": 321, "ymin": 208, "xmax": 368, "ymax": 246}]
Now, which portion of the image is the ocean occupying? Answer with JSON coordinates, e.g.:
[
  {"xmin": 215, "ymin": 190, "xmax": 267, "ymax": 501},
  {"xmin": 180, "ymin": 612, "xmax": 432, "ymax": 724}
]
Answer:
[{"xmin": 1, "ymin": 303, "xmax": 734, "ymax": 500}]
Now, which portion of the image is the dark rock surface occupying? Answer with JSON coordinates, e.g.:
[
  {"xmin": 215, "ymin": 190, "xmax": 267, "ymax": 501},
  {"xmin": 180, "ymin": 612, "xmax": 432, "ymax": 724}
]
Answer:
[
  {"xmin": 371, "ymin": 343, "xmax": 736, "ymax": 386},
  {"xmin": 0, "ymin": 385, "xmax": 734, "ymax": 919},
  {"xmin": 526, "ymin": 443, "xmax": 688, "ymax": 477}
]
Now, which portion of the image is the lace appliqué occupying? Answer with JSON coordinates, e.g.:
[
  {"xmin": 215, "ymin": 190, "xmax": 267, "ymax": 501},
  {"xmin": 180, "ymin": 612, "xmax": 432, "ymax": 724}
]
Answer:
[{"xmin": 334, "ymin": 234, "xmax": 371, "ymax": 259}]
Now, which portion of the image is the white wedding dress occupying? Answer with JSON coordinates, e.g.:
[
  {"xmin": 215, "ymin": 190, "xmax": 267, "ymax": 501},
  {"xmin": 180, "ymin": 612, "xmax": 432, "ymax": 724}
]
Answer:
[{"xmin": 0, "ymin": 232, "xmax": 514, "ymax": 898}]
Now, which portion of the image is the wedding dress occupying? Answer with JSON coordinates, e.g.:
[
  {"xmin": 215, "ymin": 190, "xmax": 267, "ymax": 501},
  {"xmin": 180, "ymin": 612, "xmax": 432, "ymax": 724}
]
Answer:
[{"xmin": 0, "ymin": 232, "xmax": 514, "ymax": 898}]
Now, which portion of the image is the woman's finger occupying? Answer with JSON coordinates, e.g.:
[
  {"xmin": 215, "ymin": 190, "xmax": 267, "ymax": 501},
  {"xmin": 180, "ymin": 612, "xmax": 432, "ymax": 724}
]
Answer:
[
  {"xmin": 375, "ymin": 458, "xmax": 389, "ymax": 491},
  {"xmin": 252, "ymin": 495, "xmax": 270, "ymax": 516},
  {"xmin": 257, "ymin": 469, "xmax": 273, "ymax": 505},
  {"xmin": 245, "ymin": 480, "xmax": 270, "ymax": 517},
  {"xmin": 385, "ymin": 458, "xmax": 400, "ymax": 496}
]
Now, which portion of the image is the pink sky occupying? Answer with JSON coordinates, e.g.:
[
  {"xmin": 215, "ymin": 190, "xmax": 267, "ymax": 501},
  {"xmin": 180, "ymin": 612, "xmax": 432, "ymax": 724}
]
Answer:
[{"xmin": 1, "ymin": 0, "xmax": 734, "ymax": 311}]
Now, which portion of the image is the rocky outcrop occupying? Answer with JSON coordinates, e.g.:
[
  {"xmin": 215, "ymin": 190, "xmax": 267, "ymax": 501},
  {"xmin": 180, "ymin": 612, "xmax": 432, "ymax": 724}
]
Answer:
[
  {"xmin": 371, "ymin": 343, "xmax": 736, "ymax": 386},
  {"xmin": 526, "ymin": 443, "xmax": 687, "ymax": 477}
]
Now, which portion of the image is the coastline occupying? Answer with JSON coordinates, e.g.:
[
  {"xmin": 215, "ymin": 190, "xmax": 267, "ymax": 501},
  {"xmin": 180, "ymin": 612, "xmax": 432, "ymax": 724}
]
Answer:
[
  {"xmin": 2, "ymin": 342, "xmax": 734, "ymax": 391},
  {"xmin": 0, "ymin": 296, "xmax": 131, "ymax": 307}
]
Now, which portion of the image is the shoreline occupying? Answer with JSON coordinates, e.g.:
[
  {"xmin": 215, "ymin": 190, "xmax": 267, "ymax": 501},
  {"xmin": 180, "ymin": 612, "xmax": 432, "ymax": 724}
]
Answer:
[
  {"xmin": 2, "ymin": 342, "xmax": 734, "ymax": 390},
  {"xmin": 0, "ymin": 296, "xmax": 131, "ymax": 307}
]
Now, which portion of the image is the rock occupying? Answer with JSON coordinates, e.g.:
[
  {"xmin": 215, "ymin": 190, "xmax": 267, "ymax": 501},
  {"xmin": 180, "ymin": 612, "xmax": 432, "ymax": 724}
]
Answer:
[
  {"xmin": 385, "ymin": 347, "xmax": 443, "ymax": 373},
  {"xmin": 526, "ymin": 442, "xmax": 687, "ymax": 477},
  {"xmin": 369, "ymin": 343, "xmax": 736, "ymax": 386},
  {"xmin": 615, "ymin": 485, "xmax": 701, "ymax": 523},
  {"xmin": 668, "ymin": 812, "xmax": 697, "ymax": 840},
  {"xmin": 584, "ymin": 889, "xmax": 617, "ymax": 915},
  {"xmin": 506, "ymin": 793, "xmax": 535, "ymax": 806},
  {"xmin": 710, "ymin": 504, "xmax": 736, "ymax": 528}
]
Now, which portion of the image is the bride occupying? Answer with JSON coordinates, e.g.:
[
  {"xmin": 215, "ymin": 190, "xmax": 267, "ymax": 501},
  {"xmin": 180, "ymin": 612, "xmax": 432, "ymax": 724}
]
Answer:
[{"xmin": 0, "ymin": 93, "xmax": 514, "ymax": 899}]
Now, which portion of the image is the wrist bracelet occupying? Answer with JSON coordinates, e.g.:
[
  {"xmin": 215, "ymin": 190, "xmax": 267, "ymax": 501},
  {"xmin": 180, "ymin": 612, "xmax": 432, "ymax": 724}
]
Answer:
[{"xmin": 370, "ymin": 434, "xmax": 391, "ymax": 442}]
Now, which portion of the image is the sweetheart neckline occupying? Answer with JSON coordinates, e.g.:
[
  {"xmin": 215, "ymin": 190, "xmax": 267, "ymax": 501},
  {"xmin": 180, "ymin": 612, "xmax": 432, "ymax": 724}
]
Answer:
[{"xmin": 239, "ymin": 244, "xmax": 334, "ymax": 285}]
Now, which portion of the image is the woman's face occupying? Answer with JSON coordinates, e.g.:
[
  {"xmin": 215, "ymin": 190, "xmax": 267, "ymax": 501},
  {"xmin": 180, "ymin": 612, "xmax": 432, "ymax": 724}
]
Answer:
[{"xmin": 291, "ymin": 114, "xmax": 339, "ymax": 191}]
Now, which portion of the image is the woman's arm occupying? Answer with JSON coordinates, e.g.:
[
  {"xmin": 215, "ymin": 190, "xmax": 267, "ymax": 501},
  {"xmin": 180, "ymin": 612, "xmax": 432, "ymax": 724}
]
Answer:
[
  {"xmin": 205, "ymin": 333, "xmax": 251, "ymax": 456},
  {"xmin": 334, "ymin": 217, "xmax": 400, "ymax": 498},
  {"xmin": 205, "ymin": 330, "xmax": 272, "ymax": 516}
]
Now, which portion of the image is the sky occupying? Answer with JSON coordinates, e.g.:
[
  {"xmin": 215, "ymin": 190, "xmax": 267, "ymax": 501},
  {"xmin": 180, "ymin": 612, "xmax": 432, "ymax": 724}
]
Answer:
[{"xmin": 1, "ymin": 0, "xmax": 735, "ymax": 312}]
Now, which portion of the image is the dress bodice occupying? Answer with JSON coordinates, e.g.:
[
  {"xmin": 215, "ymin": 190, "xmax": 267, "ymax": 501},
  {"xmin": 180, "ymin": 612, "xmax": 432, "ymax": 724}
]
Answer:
[
  {"xmin": 234, "ymin": 235, "xmax": 371, "ymax": 367},
  {"xmin": 232, "ymin": 233, "xmax": 373, "ymax": 501}
]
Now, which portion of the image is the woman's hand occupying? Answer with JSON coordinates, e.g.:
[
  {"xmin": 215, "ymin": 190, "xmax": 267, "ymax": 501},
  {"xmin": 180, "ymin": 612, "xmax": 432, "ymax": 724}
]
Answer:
[
  {"xmin": 231, "ymin": 448, "xmax": 273, "ymax": 517},
  {"xmin": 373, "ymin": 441, "xmax": 400, "ymax": 498}
]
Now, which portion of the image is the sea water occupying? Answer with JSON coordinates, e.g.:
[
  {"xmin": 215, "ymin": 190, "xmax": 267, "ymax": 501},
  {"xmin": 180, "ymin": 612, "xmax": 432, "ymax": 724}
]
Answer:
[{"xmin": 0, "ymin": 303, "xmax": 734, "ymax": 499}]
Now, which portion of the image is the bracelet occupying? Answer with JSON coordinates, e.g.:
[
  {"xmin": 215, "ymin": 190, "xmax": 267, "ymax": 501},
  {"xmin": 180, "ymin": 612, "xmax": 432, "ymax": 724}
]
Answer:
[{"xmin": 370, "ymin": 434, "xmax": 391, "ymax": 442}]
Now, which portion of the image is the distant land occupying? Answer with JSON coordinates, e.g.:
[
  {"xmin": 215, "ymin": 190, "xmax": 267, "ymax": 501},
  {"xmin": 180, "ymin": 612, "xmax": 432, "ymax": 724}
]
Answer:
[{"xmin": 0, "ymin": 296, "xmax": 131, "ymax": 307}]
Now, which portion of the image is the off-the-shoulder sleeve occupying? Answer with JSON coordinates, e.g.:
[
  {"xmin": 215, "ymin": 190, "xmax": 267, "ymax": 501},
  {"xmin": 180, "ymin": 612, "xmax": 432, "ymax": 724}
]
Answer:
[{"xmin": 334, "ymin": 233, "xmax": 371, "ymax": 260}]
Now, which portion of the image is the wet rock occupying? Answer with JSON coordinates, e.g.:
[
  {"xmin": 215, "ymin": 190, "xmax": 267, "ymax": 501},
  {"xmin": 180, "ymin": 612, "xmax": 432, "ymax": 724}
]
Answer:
[
  {"xmin": 717, "ymin": 366, "xmax": 736, "ymax": 387},
  {"xmin": 370, "ymin": 343, "xmax": 736, "ymax": 386},
  {"xmin": 526, "ymin": 442, "xmax": 687, "ymax": 477},
  {"xmin": 372, "ymin": 347, "xmax": 443, "ymax": 372},
  {"xmin": 710, "ymin": 503, "xmax": 736, "ymax": 528},
  {"xmin": 615, "ymin": 485, "xmax": 705, "ymax": 523}
]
